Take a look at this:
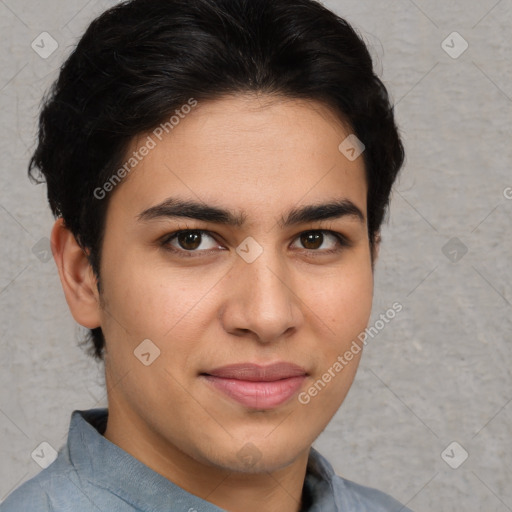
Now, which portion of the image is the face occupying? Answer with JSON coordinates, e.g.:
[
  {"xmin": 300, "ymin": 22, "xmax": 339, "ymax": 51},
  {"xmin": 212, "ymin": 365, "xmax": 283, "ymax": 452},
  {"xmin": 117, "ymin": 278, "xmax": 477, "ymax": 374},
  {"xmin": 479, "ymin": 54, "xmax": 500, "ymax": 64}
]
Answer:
[{"xmin": 90, "ymin": 94, "xmax": 374, "ymax": 473}]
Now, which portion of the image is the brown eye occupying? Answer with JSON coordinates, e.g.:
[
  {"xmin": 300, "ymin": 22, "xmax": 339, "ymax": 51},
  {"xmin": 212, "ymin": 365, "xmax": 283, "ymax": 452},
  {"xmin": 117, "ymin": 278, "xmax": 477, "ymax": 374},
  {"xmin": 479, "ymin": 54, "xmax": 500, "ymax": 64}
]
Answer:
[
  {"xmin": 291, "ymin": 230, "xmax": 349, "ymax": 253},
  {"xmin": 163, "ymin": 230, "xmax": 220, "ymax": 255},
  {"xmin": 300, "ymin": 231, "xmax": 324, "ymax": 250},
  {"xmin": 177, "ymin": 231, "xmax": 202, "ymax": 250}
]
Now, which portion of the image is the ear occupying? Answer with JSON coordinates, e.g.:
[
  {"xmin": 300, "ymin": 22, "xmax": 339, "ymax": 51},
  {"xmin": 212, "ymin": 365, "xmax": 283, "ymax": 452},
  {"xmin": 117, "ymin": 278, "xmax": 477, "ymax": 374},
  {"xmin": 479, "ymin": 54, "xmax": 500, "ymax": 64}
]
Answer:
[
  {"xmin": 371, "ymin": 231, "xmax": 381, "ymax": 265},
  {"xmin": 50, "ymin": 218, "xmax": 102, "ymax": 329}
]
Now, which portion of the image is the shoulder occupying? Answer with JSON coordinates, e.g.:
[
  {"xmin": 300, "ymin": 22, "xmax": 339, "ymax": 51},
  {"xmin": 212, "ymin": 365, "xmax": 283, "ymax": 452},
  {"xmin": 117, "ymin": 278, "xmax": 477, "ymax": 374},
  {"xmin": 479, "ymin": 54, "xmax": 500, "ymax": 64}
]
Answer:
[
  {"xmin": 1, "ymin": 409, "xmax": 112, "ymax": 512},
  {"xmin": 0, "ymin": 455, "xmax": 95, "ymax": 512},
  {"xmin": 308, "ymin": 447, "xmax": 412, "ymax": 512},
  {"xmin": 332, "ymin": 474, "xmax": 413, "ymax": 511},
  {"xmin": 0, "ymin": 474, "xmax": 52, "ymax": 512}
]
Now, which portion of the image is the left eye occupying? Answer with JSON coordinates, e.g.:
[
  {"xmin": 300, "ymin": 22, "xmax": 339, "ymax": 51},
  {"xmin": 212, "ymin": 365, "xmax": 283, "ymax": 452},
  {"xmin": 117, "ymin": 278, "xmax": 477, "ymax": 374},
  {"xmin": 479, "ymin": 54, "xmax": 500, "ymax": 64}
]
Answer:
[{"xmin": 290, "ymin": 230, "xmax": 344, "ymax": 251}]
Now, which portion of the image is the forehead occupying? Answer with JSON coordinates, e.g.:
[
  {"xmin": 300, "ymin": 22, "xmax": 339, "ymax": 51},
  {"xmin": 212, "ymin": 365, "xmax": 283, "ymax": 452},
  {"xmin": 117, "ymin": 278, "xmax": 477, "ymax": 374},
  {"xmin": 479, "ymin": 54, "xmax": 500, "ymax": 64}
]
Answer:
[{"xmin": 106, "ymin": 94, "xmax": 367, "ymax": 224}]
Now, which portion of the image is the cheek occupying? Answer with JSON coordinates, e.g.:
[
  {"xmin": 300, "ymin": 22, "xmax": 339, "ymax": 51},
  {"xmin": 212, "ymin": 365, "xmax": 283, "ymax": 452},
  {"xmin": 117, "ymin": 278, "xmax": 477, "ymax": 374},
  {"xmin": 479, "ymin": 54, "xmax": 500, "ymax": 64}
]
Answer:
[
  {"xmin": 101, "ymin": 250, "xmax": 217, "ymax": 337},
  {"xmin": 299, "ymin": 268, "xmax": 372, "ymax": 417},
  {"xmin": 308, "ymin": 261, "xmax": 374, "ymax": 338}
]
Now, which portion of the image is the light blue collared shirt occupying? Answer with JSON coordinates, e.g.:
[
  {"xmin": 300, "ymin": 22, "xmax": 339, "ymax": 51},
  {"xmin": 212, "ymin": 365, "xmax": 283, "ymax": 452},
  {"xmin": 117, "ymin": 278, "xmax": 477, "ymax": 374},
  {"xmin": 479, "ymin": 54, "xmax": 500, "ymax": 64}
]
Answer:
[{"xmin": 0, "ymin": 409, "xmax": 413, "ymax": 511}]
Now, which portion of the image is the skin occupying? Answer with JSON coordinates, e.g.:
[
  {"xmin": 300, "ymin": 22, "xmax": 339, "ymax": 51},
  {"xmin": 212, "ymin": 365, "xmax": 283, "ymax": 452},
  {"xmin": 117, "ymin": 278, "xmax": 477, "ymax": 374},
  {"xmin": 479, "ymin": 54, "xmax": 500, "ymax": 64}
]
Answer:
[{"xmin": 51, "ymin": 94, "xmax": 379, "ymax": 512}]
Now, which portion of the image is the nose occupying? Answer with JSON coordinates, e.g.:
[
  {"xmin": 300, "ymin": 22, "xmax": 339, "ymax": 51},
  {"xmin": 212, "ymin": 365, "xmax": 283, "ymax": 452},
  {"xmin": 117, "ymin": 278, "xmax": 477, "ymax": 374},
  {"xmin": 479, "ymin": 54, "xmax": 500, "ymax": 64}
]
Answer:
[{"xmin": 219, "ymin": 246, "xmax": 304, "ymax": 344}]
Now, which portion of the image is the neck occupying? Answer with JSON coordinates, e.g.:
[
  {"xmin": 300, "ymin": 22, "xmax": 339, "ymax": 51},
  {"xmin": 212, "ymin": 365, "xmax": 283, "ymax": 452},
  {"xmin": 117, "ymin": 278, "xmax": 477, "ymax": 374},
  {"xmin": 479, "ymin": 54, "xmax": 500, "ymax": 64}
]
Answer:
[{"xmin": 104, "ymin": 402, "xmax": 310, "ymax": 512}]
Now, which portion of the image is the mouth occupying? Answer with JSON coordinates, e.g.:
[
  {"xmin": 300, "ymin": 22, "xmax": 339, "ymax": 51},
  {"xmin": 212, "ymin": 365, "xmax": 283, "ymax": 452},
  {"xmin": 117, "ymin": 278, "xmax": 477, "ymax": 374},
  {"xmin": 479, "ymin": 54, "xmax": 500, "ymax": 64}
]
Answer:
[{"xmin": 200, "ymin": 362, "xmax": 308, "ymax": 409}]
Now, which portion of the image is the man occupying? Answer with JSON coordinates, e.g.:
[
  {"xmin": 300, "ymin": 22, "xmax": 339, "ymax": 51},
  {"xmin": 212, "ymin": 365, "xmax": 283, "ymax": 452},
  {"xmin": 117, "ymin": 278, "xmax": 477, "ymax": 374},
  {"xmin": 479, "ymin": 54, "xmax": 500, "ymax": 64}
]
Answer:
[{"xmin": 1, "ymin": 0, "xmax": 410, "ymax": 510}]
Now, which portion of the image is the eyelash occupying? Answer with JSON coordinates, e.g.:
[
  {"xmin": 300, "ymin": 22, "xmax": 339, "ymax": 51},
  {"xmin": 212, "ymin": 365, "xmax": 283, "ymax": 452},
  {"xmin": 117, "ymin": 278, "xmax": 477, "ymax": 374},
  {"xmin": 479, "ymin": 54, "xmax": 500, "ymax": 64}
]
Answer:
[{"xmin": 159, "ymin": 229, "xmax": 352, "ymax": 258}]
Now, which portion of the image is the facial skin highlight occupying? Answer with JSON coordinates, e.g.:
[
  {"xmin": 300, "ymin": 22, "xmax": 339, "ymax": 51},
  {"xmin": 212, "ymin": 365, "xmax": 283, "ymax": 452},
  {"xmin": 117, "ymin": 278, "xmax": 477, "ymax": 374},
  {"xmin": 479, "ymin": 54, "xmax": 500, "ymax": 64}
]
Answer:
[{"xmin": 51, "ymin": 94, "xmax": 378, "ymax": 512}]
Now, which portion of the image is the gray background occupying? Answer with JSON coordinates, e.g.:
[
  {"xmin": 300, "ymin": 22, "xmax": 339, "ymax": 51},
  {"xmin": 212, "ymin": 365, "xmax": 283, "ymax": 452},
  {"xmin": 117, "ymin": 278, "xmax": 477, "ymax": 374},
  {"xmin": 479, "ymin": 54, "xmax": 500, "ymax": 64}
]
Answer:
[{"xmin": 1, "ymin": 0, "xmax": 511, "ymax": 510}]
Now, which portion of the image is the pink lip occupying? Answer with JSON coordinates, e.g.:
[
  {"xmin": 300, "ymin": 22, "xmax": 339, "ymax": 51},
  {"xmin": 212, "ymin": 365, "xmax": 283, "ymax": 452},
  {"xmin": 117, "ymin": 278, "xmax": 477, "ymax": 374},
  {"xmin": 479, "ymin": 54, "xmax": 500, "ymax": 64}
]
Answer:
[{"xmin": 201, "ymin": 362, "xmax": 307, "ymax": 409}]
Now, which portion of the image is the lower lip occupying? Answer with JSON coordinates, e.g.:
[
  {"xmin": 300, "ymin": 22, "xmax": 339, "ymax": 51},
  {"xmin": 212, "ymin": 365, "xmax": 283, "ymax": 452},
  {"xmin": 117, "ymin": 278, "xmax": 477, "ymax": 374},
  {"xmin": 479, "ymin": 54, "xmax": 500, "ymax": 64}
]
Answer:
[{"xmin": 201, "ymin": 375, "xmax": 306, "ymax": 409}]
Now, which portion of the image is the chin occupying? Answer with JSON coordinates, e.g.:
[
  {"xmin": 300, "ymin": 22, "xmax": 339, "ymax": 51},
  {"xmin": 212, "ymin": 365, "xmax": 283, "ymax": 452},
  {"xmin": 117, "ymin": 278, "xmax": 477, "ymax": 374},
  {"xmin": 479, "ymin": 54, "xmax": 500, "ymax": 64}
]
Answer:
[{"xmin": 200, "ymin": 437, "xmax": 310, "ymax": 474}]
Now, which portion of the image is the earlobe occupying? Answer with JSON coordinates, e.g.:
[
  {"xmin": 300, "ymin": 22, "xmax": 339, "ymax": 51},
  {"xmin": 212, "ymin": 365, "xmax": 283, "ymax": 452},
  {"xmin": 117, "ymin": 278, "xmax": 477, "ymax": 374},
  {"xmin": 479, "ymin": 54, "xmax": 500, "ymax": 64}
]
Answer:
[{"xmin": 50, "ymin": 218, "xmax": 102, "ymax": 329}]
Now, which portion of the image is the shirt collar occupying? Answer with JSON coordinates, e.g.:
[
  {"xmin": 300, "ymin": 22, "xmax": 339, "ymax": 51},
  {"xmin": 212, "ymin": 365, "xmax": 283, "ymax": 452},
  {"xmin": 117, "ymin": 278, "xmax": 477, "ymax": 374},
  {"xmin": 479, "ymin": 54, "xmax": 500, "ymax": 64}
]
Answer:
[{"xmin": 68, "ymin": 408, "xmax": 339, "ymax": 512}]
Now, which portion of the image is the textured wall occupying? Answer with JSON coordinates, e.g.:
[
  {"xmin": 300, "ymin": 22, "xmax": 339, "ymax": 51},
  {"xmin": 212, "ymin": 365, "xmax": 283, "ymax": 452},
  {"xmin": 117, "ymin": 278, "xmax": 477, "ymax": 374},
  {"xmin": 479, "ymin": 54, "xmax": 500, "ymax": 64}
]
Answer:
[{"xmin": 0, "ymin": 1, "xmax": 511, "ymax": 510}]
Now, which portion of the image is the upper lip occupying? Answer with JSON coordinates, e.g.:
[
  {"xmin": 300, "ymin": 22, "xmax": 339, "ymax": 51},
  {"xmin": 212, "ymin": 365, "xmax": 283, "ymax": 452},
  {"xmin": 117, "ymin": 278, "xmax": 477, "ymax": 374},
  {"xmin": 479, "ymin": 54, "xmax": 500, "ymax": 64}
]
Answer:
[{"xmin": 203, "ymin": 362, "xmax": 307, "ymax": 381}]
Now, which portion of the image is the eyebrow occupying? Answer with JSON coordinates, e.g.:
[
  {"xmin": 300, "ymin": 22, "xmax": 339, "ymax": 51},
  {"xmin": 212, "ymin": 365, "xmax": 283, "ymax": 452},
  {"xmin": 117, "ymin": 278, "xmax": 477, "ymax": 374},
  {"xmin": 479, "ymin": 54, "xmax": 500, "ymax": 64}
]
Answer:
[{"xmin": 137, "ymin": 197, "xmax": 365, "ymax": 227}]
